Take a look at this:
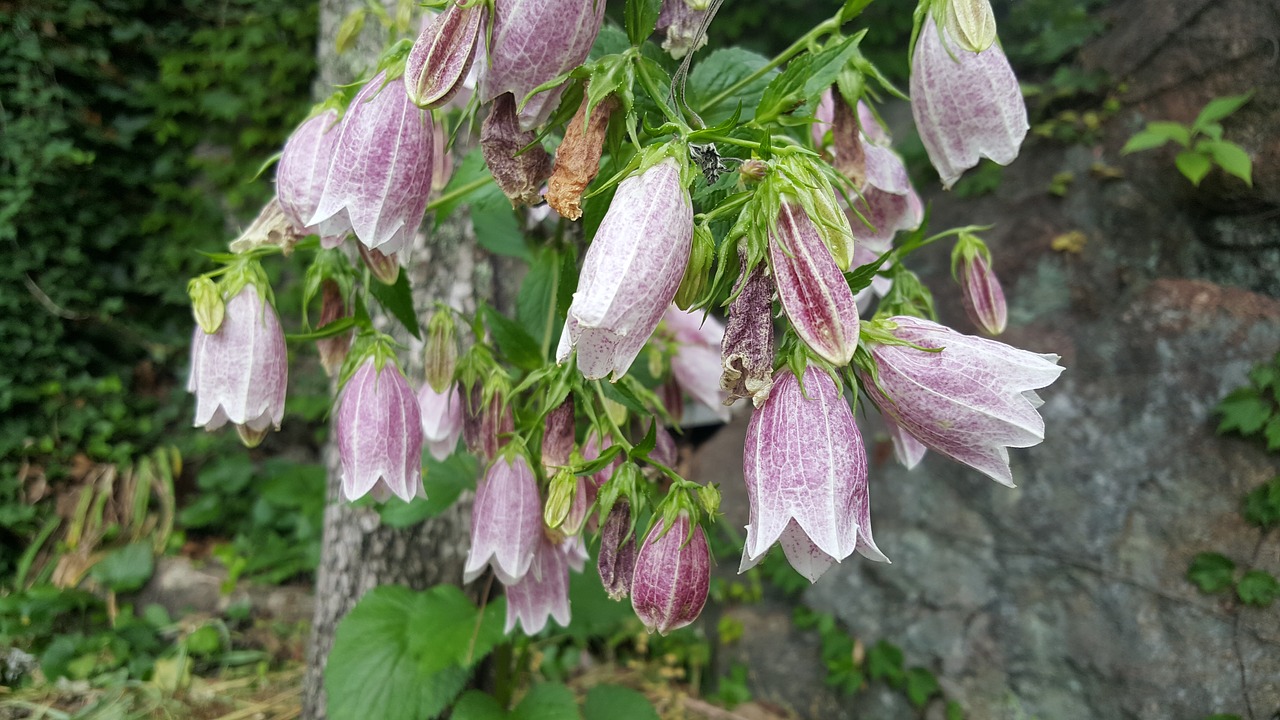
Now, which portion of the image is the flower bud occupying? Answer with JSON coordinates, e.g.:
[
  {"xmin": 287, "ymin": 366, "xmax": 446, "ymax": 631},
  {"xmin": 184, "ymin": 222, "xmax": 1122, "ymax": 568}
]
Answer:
[
  {"xmin": 424, "ymin": 310, "xmax": 458, "ymax": 393},
  {"xmin": 464, "ymin": 383, "xmax": 513, "ymax": 462},
  {"xmin": 598, "ymin": 499, "xmax": 638, "ymax": 600},
  {"xmin": 721, "ymin": 255, "xmax": 775, "ymax": 408},
  {"xmin": 769, "ymin": 201, "xmax": 859, "ymax": 366},
  {"xmin": 405, "ymin": 1, "xmax": 486, "ymax": 109},
  {"xmin": 481, "ymin": 93, "xmax": 554, "ymax": 207},
  {"xmin": 277, "ymin": 109, "xmax": 345, "ymax": 247},
  {"xmin": 631, "ymin": 512, "xmax": 710, "ymax": 635},
  {"xmin": 316, "ymin": 279, "xmax": 352, "ymax": 378},
  {"xmin": 945, "ymin": 0, "xmax": 997, "ymax": 53},
  {"xmin": 541, "ymin": 397, "xmax": 575, "ymax": 474},
  {"xmin": 739, "ymin": 158, "xmax": 768, "ymax": 183},
  {"xmin": 544, "ymin": 467, "xmax": 577, "ymax": 531},
  {"xmin": 954, "ymin": 237, "xmax": 1008, "ymax": 335},
  {"xmin": 418, "ymin": 382, "xmax": 464, "ymax": 461},
  {"xmin": 465, "ymin": 453, "xmax": 543, "ymax": 584},
  {"xmin": 358, "ymin": 244, "xmax": 400, "ymax": 285},
  {"xmin": 188, "ymin": 277, "xmax": 224, "ymax": 335},
  {"xmin": 334, "ymin": 355, "xmax": 424, "ymax": 502},
  {"xmin": 673, "ymin": 224, "xmax": 714, "ymax": 310},
  {"xmin": 546, "ymin": 86, "xmax": 616, "ymax": 220}
]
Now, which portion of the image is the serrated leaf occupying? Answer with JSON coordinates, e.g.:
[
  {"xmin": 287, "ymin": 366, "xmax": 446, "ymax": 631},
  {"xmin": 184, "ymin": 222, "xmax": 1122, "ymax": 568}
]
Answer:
[
  {"xmin": 517, "ymin": 248, "xmax": 576, "ymax": 361},
  {"xmin": 625, "ymin": 0, "xmax": 662, "ymax": 47},
  {"xmin": 630, "ymin": 421, "xmax": 658, "ymax": 459},
  {"xmin": 905, "ymin": 667, "xmax": 940, "ymax": 708},
  {"xmin": 1193, "ymin": 92, "xmax": 1253, "ymax": 131},
  {"xmin": 378, "ymin": 453, "xmax": 479, "ymax": 528},
  {"xmin": 1241, "ymin": 477, "xmax": 1280, "ymax": 531},
  {"xmin": 1235, "ymin": 570, "xmax": 1279, "ymax": 607},
  {"xmin": 688, "ymin": 48, "xmax": 774, "ymax": 125},
  {"xmin": 471, "ymin": 190, "xmax": 532, "ymax": 260},
  {"xmin": 1175, "ymin": 150, "xmax": 1212, "ymax": 186},
  {"xmin": 584, "ymin": 685, "xmax": 659, "ymax": 720},
  {"xmin": 452, "ymin": 691, "xmax": 508, "ymax": 720},
  {"xmin": 1199, "ymin": 140, "xmax": 1252, "ymax": 186},
  {"xmin": 1186, "ymin": 552, "xmax": 1235, "ymax": 594},
  {"xmin": 368, "ymin": 270, "xmax": 422, "ymax": 339},
  {"xmin": 1215, "ymin": 388, "xmax": 1271, "ymax": 436},
  {"xmin": 600, "ymin": 378, "xmax": 649, "ymax": 416},
  {"xmin": 484, "ymin": 305, "xmax": 544, "ymax": 371},
  {"xmin": 515, "ymin": 683, "xmax": 581, "ymax": 720}
]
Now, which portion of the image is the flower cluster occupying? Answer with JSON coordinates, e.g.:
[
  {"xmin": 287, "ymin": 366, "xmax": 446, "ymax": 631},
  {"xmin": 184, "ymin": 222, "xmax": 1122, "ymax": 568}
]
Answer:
[{"xmin": 187, "ymin": 0, "xmax": 1061, "ymax": 642}]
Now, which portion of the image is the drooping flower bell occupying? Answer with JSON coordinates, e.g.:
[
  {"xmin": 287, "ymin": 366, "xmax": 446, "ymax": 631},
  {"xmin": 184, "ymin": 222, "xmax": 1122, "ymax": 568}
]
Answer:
[
  {"xmin": 503, "ymin": 533, "xmax": 573, "ymax": 634},
  {"xmin": 885, "ymin": 415, "xmax": 928, "ymax": 470},
  {"xmin": 662, "ymin": 306, "xmax": 731, "ymax": 422},
  {"xmin": 333, "ymin": 350, "xmax": 424, "ymax": 502},
  {"xmin": 404, "ymin": 1, "xmax": 486, "ymax": 109},
  {"xmin": 481, "ymin": 93, "xmax": 554, "ymax": 207},
  {"xmin": 276, "ymin": 109, "xmax": 345, "ymax": 248},
  {"xmin": 740, "ymin": 367, "xmax": 886, "ymax": 583},
  {"xmin": 858, "ymin": 316, "xmax": 1063, "ymax": 486},
  {"xmin": 656, "ymin": 0, "xmax": 710, "ymax": 60},
  {"xmin": 417, "ymin": 382, "xmax": 464, "ymax": 461},
  {"xmin": 631, "ymin": 511, "xmax": 710, "ymax": 635},
  {"xmin": 464, "ymin": 452, "xmax": 543, "ymax": 584},
  {"xmin": 557, "ymin": 155, "xmax": 694, "ymax": 381},
  {"xmin": 769, "ymin": 200, "xmax": 860, "ymax": 366},
  {"xmin": 598, "ymin": 499, "xmax": 638, "ymax": 600},
  {"xmin": 910, "ymin": 15, "xmax": 1028, "ymax": 189},
  {"xmin": 480, "ymin": 0, "xmax": 605, "ymax": 130},
  {"xmin": 188, "ymin": 277, "xmax": 288, "ymax": 448},
  {"xmin": 309, "ymin": 71, "xmax": 434, "ymax": 254},
  {"xmin": 953, "ymin": 234, "xmax": 1008, "ymax": 335}
]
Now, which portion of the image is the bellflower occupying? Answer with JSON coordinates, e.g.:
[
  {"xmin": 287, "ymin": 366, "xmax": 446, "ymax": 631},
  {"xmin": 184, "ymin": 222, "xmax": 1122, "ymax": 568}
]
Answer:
[
  {"xmin": 480, "ymin": 0, "xmax": 605, "ymax": 130},
  {"xmin": 504, "ymin": 534, "xmax": 572, "ymax": 634},
  {"xmin": 859, "ymin": 316, "xmax": 1063, "ymax": 486},
  {"xmin": 956, "ymin": 244, "xmax": 1008, "ymax": 335},
  {"xmin": 740, "ymin": 367, "xmax": 886, "ymax": 583},
  {"xmin": 656, "ymin": 0, "xmax": 710, "ymax": 59},
  {"xmin": 769, "ymin": 200, "xmax": 859, "ymax": 366},
  {"xmin": 541, "ymin": 397, "xmax": 575, "ymax": 474},
  {"xmin": 417, "ymin": 382, "xmax": 464, "ymax": 461},
  {"xmin": 276, "ymin": 109, "xmax": 345, "ymax": 248},
  {"xmin": 910, "ymin": 16, "xmax": 1028, "ymax": 189},
  {"xmin": 631, "ymin": 512, "xmax": 710, "ymax": 635},
  {"xmin": 334, "ymin": 356, "xmax": 424, "ymax": 502},
  {"xmin": 557, "ymin": 158, "xmax": 693, "ymax": 380},
  {"xmin": 465, "ymin": 453, "xmax": 543, "ymax": 584},
  {"xmin": 188, "ymin": 285, "xmax": 287, "ymax": 446},
  {"xmin": 886, "ymin": 415, "xmax": 928, "ymax": 470},
  {"xmin": 405, "ymin": 1, "xmax": 485, "ymax": 109},
  {"xmin": 309, "ymin": 71, "xmax": 434, "ymax": 254},
  {"xmin": 663, "ymin": 307, "xmax": 731, "ymax": 421},
  {"xmin": 316, "ymin": 279, "xmax": 351, "ymax": 378}
]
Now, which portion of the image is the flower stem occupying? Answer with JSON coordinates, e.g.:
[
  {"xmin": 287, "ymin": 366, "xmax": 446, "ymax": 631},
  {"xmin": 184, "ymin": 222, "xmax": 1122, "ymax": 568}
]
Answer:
[
  {"xmin": 425, "ymin": 174, "xmax": 493, "ymax": 212},
  {"xmin": 700, "ymin": 16, "xmax": 838, "ymax": 113},
  {"xmin": 632, "ymin": 56, "xmax": 690, "ymax": 133}
]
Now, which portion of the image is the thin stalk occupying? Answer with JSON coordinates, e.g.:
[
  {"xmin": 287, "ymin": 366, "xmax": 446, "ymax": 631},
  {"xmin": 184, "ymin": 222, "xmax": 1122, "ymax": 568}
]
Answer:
[
  {"xmin": 425, "ymin": 174, "xmax": 493, "ymax": 212},
  {"xmin": 700, "ymin": 17, "xmax": 839, "ymax": 112}
]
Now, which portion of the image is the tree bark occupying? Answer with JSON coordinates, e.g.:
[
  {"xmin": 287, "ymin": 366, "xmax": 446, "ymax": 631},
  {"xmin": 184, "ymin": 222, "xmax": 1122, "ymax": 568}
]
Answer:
[{"xmin": 301, "ymin": 3, "xmax": 503, "ymax": 717}]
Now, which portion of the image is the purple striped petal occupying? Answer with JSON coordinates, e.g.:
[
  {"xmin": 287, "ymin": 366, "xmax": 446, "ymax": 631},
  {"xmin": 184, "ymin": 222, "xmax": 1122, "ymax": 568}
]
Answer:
[
  {"xmin": 405, "ymin": 1, "xmax": 485, "ymax": 109},
  {"xmin": 465, "ymin": 454, "xmax": 543, "ymax": 584},
  {"xmin": 334, "ymin": 358, "xmax": 424, "ymax": 502},
  {"xmin": 631, "ymin": 513, "xmax": 710, "ymax": 635},
  {"xmin": 417, "ymin": 382, "xmax": 464, "ymax": 461},
  {"xmin": 276, "ymin": 110, "xmax": 344, "ymax": 246},
  {"xmin": 770, "ymin": 202, "xmax": 859, "ymax": 366},
  {"xmin": 189, "ymin": 287, "xmax": 288, "ymax": 435},
  {"xmin": 959, "ymin": 251, "xmax": 1008, "ymax": 335},
  {"xmin": 503, "ymin": 534, "xmax": 571, "ymax": 634}
]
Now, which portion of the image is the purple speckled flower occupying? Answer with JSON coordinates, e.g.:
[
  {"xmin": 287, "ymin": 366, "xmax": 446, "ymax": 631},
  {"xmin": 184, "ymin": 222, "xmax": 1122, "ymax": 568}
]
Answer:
[
  {"xmin": 309, "ymin": 71, "xmax": 434, "ymax": 254},
  {"xmin": 480, "ymin": 0, "xmax": 605, "ymax": 130},
  {"xmin": 910, "ymin": 16, "xmax": 1028, "ymax": 189},
  {"xmin": 464, "ymin": 453, "xmax": 543, "ymax": 584},
  {"xmin": 541, "ymin": 397, "xmax": 575, "ymax": 474},
  {"xmin": 721, "ymin": 256, "xmax": 775, "ymax": 408},
  {"xmin": 557, "ymin": 158, "xmax": 693, "ymax": 380},
  {"xmin": 631, "ymin": 512, "xmax": 710, "ymax": 635},
  {"xmin": 663, "ymin": 307, "xmax": 731, "ymax": 421},
  {"xmin": 188, "ymin": 286, "xmax": 288, "ymax": 442},
  {"xmin": 503, "ymin": 533, "xmax": 572, "ymax": 634},
  {"xmin": 598, "ymin": 499, "xmax": 638, "ymax": 600},
  {"xmin": 405, "ymin": 1, "xmax": 486, "ymax": 109},
  {"xmin": 885, "ymin": 415, "xmax": 928, "ymax": 470},
  {"xmin": 769, "ymin": 201, "xmax": 859, "ymax": 366},
  {"xmin": 859, "ymin": 316, "xmax": 1063, "ymax": 486},
  {"xmin": 417, "ymin": 382, "xmax": 464, "ymax": 461},
  {"xmin": 276, "ymin": 110, "xmax": 345, "ymax": 248},
  {"xmin": 656, "ymin": 0, "xmax": 709, "ymax": 59},
  {"xmin": 334, "ymin": 357, "xmax": 424, "ymax": 503},
  {"xmin": 739, "ymin": 367, "xmax": 886, "ymax": 583},
  {"xmin": 958, "ymin": 250, "xmax": 1008, "ymax": 335}
]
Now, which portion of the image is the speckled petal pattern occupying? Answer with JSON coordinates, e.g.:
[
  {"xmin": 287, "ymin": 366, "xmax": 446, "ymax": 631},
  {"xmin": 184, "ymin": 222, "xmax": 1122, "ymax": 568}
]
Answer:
[
  {"xmin": 334, "ymin": 358, "xmax": 424, "ymax": 502},
  {"xmin": 770, "ymin": 202, "xmax": 859, "ymax": 366},
  {"xmin": 464, "ymin": 454, "xmax": 543, "ymax": 584},
  {"xmin": 631, "ymin": 513, "xmax": 710, "ymax": 635},
  {"xmin": 503, "ymin": 534, "xmax": 573, "ymax": 635},
  {"xmin": 189, "ymin": 287, "xmax": 288, "ymax": 435}
]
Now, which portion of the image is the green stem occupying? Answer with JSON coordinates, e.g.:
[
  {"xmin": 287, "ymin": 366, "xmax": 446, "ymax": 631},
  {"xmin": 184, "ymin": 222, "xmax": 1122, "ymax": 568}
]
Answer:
[
  {"xmin": 700, "ymin": 17, "xmax": 839, "ymax": 112},
  {"xmin": 592, "ymin": 381, "xmax": 635, "ymax": 452},
  {"xmin": 632, "ymin": 56, "xmax": 689, "ymax": 133},
  {"xmin": 695, "ymin": 191, "xmax": 752, "ymax": 224},
  {"xmin": 425, "ymin": 174, "xmax": 493, "ymax": 212}
]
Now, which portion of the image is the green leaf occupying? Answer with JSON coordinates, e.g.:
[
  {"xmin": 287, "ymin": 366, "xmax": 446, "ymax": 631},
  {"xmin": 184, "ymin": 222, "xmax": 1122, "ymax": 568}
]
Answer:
[
  {"xmin": 630, "ymin": 421, "xmax": 658, "ymax": 460},
  {"xmin": 866, "ymin": 640, "xmax": 905, "ymax": 686},
  {"xmin": 600, "ymin": 377, "xmax": 648, "ymax": 416},
  {"xmin": 1199, "ymin": 140, "xmax": 1252, "ymax": 186},
  {"xmin": 1249, "ymin": 363, "xmax": 1278, "ymax": 390},
  {"xmin": 484, "ymin": 305, "xmax": 544, "ymax": 371},
  {"xmin": 905, "ymin": 667, "xmax": 941, "ymax": 708},
  {"xmin": 1215, "ymin": 387, "xmax": 1272, "ymax": 436},
  {"xmin": 624, "ymin": 0, "xmax": 662, "ymax": 46},
  {"xmin": 89, "ymin": 543, "xmax": 154, "ymax": 592},
  {"xmin": 1186, "ymin": 552, "xmax": 1235, "ymax": 594},
  {"xmin": 584, "ymin": 685, "xmax": 659, "ymax": 720},
  {"xmin": 435, "ymin": 149, "xmax": 492, "ymax": 221},
  {"xmin": 515, "ymin": 682, "xmax": 581, "ymax": 720},
  {"xmin": 517, "ymin": 248, "xmax": 576, "ymax": 361},
  {"xmin": 368, "ymin": 270, "xmax": 422, "ymax": 339},
  {"xmin": 1235, "ymin": 570, "xmax": 1279, "ymax": 608},
  {"xmin": 1175, "ymin": 150, "xmax": 1212, "ymax": 186},
  {"xmin": 472, "ymin": 190, "xmax": 532, "ymax": 260},
  {"xmin": 378, "ymin": 453, "xmax": 479, "ymax": 528},
  {"xmin": 946, "ymin": 701, "xmax": 966, "ymax": 720},
  {"xmin": 688, "ymin": 48, "xmax": 774, "ymax": 125},
  {"xmin": 326, "ymin": 585, "xmax": 505, "ymax": 720},
  {"xmin": 1119, "ymin": 129, "xmax": 1173, "ymax": 155},
  {"xmin": 1265, "ymin": 415, "xmax": 1280, "ymax": 452},
  {"xmin": 1193, "ymin": 92, "xmax": 1253, "ymax": 131},
  {"xmin": 1143, "ymin": 121, "xmax": 1192, "ymax": 148},
  {"xmin": 452, "ymin": 691, "xmax": 508, "ymax": 720},
  {"xmin": 1241, "ymin": 477, "xmax": 1280, "ymax": 530}
]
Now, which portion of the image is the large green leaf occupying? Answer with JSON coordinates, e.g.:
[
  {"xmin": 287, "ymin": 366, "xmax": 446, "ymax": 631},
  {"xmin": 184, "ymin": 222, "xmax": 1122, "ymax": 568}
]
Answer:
[
  {"xmin": 89, "ymin": 543, "xmax": 154, "ymax": 592},
  {"xmin": 687, "ymin": 48, "xmax": 773, "ymax": 125},
  {"xmin": 584, "ymin": 685, "xmax": 659, "ymax": 720},
  {"xmin": 471, "ymin": 190, "xmax": 532, "ymax": 260},
  {"xmin": 368, "ymin": 270, "xmax": 422, "ymax": 339},
  {"xmin": 625, "ymin": 0, "xmax": 662, "ymax": 46},
  {"xmin": 517, "ymin": 248, "xmax": 577, "ymax": 360},
  {"xmin": 453, "ymin": 684, "xmax": 582, "ymax": 720},
  {"xmin": 484, "ymin": 305, "xmax": 544, "ymax": 371}
]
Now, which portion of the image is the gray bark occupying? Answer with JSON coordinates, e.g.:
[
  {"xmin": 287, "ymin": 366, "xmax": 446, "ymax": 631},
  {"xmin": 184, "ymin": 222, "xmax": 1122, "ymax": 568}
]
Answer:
[{"xmin": 301, "ymin": 4, "xmax": 502, "ymax": 717}]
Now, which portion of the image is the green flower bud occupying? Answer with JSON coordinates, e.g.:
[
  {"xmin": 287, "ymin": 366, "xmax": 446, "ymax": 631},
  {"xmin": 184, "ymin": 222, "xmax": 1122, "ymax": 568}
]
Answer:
[
  {"xmin": 544, "ymin": 466, "xmax": 577, "ymax": 530},
  {"xmin": 674, "ymin": 224, "xmax": 715, "ymax": 310},
  {"xmin": 188, "ymin": 277, "xmax": 225, "ymax": 335},
  {"xmin": 945, "ymin": 0, "xmax": 997, "ymax": 53},
  {"xmin": 424, "ymin": 309, "xmax": 458, "ymax": 393}
]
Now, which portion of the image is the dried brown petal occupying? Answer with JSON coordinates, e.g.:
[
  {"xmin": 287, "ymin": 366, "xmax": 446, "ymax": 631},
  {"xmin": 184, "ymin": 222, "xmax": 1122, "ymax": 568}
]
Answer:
[
  {"xmin": 546, "ymin": 89, "xmax": 617, "ymax": 220},
  {"xmin": 721, "ymin": 254, "xmax": 776, "ymax": 408},
  {"xmin": 481, "ymin": 93, "xmax": 553, "ymax": 207},
  {"xmin": 228, "ymin": 197, "xmax": 303, "ymax": 255}
]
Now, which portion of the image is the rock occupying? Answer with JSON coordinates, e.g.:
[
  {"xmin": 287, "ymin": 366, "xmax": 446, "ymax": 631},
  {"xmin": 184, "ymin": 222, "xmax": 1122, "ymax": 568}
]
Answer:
[{"xmin": 136, "ymin": 556, "xmax": 314, "ymax": 625}]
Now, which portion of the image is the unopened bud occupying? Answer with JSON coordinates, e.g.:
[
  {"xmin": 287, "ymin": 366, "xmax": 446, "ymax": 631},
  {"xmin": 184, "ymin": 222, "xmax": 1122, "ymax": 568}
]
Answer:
[
  {"xmin": 236, "ymin": 424, "xmax": 269, "ymax": 448},
  {"xmin": 674, "ymin": 224, "xmax": 714, "ymax": 310},
  {"xmin": 317, "ymin": 279, "xmax": 352, "ymax": 377},
  {"xmin": 739, "ymin": 158, "xmax": 768, "ymax": 183},
  {"xmin": 424, "ymin": 310, "xmax": 458, "ymax": 392},
  {"xmin": 697, "ymin": 483, "xmax": 721, "ymax": 517},
  {"xmin": 544, "ymin": 467, "xmax": 577, "ymax": 530},
  {"xmin": 189, "ymin": 277, "xmax": 225, "ymax": 334},
  {"xmin": 541, "ymin": 397, "xmax": 575, "ymax": 474},
  {"xmin": 405, "ymin": 1, "xmax": 486, "ymax": 109},
  {"xmin": 358, "ymin": 244, "xmax": 400, "ymax": 285},
  {"xmin": 945, "ymin": 0, "xmax": 997, "ymax": 53},
  {"xmin": 598, "ymin": 499, "xmax": 638, "ymax": 600}
]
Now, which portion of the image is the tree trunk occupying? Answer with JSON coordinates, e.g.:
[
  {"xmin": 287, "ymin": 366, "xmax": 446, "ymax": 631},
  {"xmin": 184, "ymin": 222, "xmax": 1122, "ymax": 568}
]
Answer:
[{"xmin": 301, "ymin": 3, "xmax": 504, "ymax": 717}]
